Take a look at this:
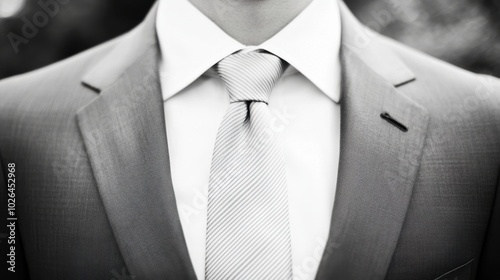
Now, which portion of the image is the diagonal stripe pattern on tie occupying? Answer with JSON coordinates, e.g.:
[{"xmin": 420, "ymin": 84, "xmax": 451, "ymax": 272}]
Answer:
[{"xmin": 205, "ymin": 51, "xmax": 293, "ymax": 280}]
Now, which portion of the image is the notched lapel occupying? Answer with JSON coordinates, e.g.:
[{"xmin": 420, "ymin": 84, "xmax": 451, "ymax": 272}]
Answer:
[
  {"xmin": 77, "ymin": 47, "xmax": 196, "ymax": 280},
  {"xmin": 315, "ymin": 47, "xmax": 430, "ymax": 280}
]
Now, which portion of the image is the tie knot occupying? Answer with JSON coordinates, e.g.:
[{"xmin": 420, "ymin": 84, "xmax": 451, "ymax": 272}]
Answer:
[{"xmin": 217, "ymin": 51, "xmax": 286, "ymax": 104}]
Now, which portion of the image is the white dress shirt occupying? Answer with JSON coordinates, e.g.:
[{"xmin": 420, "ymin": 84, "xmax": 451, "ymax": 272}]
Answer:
[{"xmin": 156, "ymin": 0, "xmax": 341, "ymax": 279}]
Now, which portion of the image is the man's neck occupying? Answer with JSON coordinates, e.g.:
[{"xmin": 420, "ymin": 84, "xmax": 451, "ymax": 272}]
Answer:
[{"xmin": 188, "ymin": 0, "xmax": 314, "ymax": 45}]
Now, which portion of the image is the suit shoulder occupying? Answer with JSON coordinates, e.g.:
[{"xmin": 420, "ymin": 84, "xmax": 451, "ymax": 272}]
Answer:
[
  {"xmin": 0, "ymin": 34, "xmax": 129, "ymax": 126},
  {"xmin": 0, "ymin": 35, "xmax": 122, "ymax": 103},
  {"xmin": 380, "ymin": 35, "xmax": 500, "ymax": 114},
  {"xmin": 0, "ymin": 34, "xmax": 126, "ymax": 135}
]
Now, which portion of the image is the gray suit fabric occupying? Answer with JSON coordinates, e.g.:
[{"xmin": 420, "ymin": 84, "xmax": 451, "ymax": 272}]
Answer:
[{"xmin": 1, "ymin": 2, "xmax": 499, "ymax": 280}]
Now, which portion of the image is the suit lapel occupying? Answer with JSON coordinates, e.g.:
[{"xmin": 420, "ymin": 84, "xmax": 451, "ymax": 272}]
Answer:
[
  {"xmin": 77, "ymin": 4, "xmax": 196, "ymax": 279},
  {"xmin": 77, "ymin": 46, "xmax": 196, "ymax": 280},
  {"xmin": 315, "ymin": 2, "xmax": 430, "ymax": 279}
]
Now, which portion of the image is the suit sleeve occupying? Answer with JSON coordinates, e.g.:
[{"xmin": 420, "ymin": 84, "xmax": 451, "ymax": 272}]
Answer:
[
  {"xmin": 0, "ymin": 154, "xmax": 30, "ymax": 279},
  {"xmin": 477, "ymin": 171, "xmax": 500, "ymax": 279}
]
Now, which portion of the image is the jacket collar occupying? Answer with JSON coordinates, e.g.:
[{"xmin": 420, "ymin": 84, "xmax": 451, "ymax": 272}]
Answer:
[
  {"xmin": 337, "ymin": 1, "xmax": 415, "ymax": 87},
  {"xmin": 81, "ymin": 1, "xmax": 416, "ymax": 93},
  {"xmin": 81, "ymin": 2, "xmax": 160, "ymax": 92}
]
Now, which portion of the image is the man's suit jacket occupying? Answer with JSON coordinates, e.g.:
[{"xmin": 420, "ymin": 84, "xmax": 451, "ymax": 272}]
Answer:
[{"xmin": 1, "ymin": 2, "xmax": 499, "ymax": 280}]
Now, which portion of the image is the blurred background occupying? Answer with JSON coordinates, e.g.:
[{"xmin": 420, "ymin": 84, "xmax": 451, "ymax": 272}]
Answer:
[{"xmin": 0, "ymin": 0, "xmax": 499, "ymax": 80}]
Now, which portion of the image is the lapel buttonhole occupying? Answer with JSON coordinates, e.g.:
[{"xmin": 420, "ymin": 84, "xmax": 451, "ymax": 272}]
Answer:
[{"xmin": 380, "ymin": 112, "xmax": 408, "ymax": 132}]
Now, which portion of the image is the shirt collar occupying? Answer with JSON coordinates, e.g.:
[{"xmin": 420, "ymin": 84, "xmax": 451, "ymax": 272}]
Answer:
[{"xmin": 156, "ymin": 0, "xmax": 342, "ymax": 103}]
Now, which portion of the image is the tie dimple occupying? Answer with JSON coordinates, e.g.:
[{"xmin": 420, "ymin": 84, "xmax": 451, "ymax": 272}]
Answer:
[
  {"xmin": 206, "ymin": 51, "xmax": 293, "ymax": 280},
  {"xmin": 217, "ymin": 51, "xmax": 286, "ymax": 103}
]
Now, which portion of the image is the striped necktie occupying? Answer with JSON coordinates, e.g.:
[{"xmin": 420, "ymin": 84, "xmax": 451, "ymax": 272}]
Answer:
[{"xmin": 205, "ymin": 50, "xmax": 293, "ymax": 280}]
